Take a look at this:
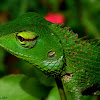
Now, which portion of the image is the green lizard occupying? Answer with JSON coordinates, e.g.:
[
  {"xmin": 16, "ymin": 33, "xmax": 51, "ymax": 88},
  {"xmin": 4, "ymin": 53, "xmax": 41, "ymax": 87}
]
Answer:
[{"xmin": 0, "ymin": 12, "xmax": 100, "ymax": 100}]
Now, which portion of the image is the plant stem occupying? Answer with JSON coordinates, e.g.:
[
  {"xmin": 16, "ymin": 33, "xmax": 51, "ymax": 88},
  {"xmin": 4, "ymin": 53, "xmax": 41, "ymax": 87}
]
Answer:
[{"xmin": 55, "ymin": 78, "xmax": 67, "ymax": 100}]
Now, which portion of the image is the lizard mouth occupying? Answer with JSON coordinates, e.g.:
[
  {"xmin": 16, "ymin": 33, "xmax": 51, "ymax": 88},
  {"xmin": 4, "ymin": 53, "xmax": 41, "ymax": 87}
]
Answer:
[{"xmin": 0, "ymin": 44, "xmax": 31, "ymax": 58}]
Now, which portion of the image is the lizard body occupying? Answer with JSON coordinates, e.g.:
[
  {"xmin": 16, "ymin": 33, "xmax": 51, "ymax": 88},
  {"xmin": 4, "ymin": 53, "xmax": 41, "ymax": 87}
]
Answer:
[
  {"xmin": 0, "ymin": 12, "xmax": 100, "ymax": 100},
  {"xmin": 50, "ymin": 24, "xmax": 100, "ymax": 99}
]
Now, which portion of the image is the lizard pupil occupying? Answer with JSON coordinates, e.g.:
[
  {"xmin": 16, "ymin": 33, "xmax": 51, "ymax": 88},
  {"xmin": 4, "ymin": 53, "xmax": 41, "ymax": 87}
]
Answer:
[{"xmin": 18, "ymin": 36, "xmax": 25, "ymax": 42}]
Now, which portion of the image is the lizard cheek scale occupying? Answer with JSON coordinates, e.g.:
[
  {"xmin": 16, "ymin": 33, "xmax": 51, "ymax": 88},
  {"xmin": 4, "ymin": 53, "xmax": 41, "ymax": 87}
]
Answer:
[{"xmin": 43, "ymin": 53, "xmax": 64, "ymax": 71}]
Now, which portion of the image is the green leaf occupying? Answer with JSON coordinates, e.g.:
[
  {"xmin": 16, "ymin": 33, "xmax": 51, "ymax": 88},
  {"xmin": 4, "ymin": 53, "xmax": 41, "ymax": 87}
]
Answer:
[
  {"xmin": 46, "ymin": 83, "xmax": 61, "ymax": 100},
  {"xmin": 0, "ymin": 74, "xmax": 51, "ymax": 100},
  {"xmin": 15, "ymin": 60, "xmax": 55, "ymax": 87}
]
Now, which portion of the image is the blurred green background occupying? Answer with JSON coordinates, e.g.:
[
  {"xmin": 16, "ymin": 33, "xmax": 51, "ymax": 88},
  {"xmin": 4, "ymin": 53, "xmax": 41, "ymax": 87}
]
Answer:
[{"xmin": 0, "ymin": 0, "xmax": 100, "ymax": 100}]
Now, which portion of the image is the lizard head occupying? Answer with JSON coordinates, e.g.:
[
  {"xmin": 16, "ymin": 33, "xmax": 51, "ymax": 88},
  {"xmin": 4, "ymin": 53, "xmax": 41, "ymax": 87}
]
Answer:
[{"xmin": 0, "ymin": 13, "xmax": 65, "ymax": 76}]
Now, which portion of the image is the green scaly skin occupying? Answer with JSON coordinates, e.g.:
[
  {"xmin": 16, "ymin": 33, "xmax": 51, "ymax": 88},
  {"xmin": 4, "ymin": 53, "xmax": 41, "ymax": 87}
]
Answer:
[{"xmin": 0, "ymin": 12, "xmax": 99, "ymax": 100}]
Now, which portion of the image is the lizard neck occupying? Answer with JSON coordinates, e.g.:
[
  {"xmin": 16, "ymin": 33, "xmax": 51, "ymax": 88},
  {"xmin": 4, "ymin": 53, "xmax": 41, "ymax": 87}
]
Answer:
[
  {"xmin": 49, "ymin": 24, "xmax": 78, "ymax": 77},
  {"xmin": 49, "ymin": 24, "xmax": 68, "ymax": 77}
]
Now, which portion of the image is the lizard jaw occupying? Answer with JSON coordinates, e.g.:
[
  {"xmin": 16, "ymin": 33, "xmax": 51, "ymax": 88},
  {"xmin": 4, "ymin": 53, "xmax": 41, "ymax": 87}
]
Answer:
[{"xmin": 0, "ymin": 43, "xmax": 31, "ymax": 58}]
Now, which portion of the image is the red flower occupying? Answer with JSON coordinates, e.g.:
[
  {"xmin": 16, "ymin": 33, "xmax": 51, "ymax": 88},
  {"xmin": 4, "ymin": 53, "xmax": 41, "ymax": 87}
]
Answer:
[{"xmin": 45, "ymin": 12, "xmax": 65, "ymax": 24}]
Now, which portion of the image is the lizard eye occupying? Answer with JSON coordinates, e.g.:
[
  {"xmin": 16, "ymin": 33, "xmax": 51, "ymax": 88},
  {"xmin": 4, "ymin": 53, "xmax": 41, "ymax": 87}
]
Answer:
[
  {"xmin": 48, "ymin": 51, "xmax": 56, "ymax": 58},
  {"xmin": 16, "ymin": 31, "xmax": 39, "ymax": 48}
]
